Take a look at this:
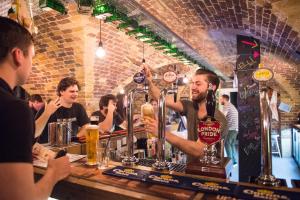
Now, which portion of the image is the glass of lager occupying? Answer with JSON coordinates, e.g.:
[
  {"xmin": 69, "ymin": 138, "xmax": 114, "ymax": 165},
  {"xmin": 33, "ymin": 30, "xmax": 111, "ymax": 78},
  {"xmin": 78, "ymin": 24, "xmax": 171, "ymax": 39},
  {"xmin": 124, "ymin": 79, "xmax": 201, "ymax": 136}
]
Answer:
[
  {"xmin": 86, "ymin": 124, "xmax": 99, "ymax": 165},
  {"xmin": 141, "ymin": 102, "xmax": 156, "ymax": 138}
]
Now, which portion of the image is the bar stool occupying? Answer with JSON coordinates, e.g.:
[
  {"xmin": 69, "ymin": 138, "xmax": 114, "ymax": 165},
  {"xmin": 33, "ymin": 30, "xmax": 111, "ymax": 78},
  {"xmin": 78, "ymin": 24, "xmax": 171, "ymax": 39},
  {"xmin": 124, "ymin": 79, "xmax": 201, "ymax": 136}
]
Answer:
[{"xmin": 271, "ymin": 134, "xmax": 281, "ymax": 157}]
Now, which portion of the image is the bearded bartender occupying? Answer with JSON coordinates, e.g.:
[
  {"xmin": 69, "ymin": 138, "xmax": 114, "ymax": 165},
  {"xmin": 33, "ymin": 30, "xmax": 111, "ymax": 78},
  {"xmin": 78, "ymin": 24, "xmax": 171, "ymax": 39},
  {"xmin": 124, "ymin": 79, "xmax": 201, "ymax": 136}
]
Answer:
[{"xmin": 143, "ymin": 65, "xmax": 228, "ymax": 160}]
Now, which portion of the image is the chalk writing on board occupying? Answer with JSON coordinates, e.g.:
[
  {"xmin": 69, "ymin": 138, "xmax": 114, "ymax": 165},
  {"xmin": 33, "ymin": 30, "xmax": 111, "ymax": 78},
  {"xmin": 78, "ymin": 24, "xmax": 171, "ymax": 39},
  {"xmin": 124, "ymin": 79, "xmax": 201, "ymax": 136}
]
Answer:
[
  {"xmin": 239, "ymin": 84, "xmax": 259, "ymax": 100},
  {"xmin": 243, "ymin": 130, "xmax": 260, "ymax": 140},
  {"xmin": 241, "ymin": 40, "xmax": 258, "ymax": 48},
  {"xmin": 237, "ymin": 56, "xmax": 258, "ymax": 71},
  {"xmin": 243, "ymin": 142, "xmax": 260, "ymax": 156}
]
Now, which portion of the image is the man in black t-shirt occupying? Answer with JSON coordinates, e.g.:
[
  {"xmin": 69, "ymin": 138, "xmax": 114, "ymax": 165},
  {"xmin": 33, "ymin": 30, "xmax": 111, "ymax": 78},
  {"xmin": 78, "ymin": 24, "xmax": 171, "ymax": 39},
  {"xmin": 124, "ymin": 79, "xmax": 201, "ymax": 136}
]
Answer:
[
  {"xmin": 0, "ymin": 17, "xmax": 70, "ymax": 200},
  {"xmin": 91, "ymin": 94, "xmax": 125, "ymax": 133},
  {"xmin": 28, "ymin": 94, "xmax": 44, "ymax": 117},
  {"xmin": 35, "ymin": 77, "xmax": 90, "ymax": 143}
]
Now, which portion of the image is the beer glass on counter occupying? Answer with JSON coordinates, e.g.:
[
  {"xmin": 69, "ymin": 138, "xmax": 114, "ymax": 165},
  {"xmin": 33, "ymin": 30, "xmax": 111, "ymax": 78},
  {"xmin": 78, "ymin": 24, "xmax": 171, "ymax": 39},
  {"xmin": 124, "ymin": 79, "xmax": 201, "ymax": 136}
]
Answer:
[
  {"xmin": 141, "ymin": 102, "xmax": 156, "ymax": 138},
  {"xmin": 97, "ymin": 139, "xmax": 110, "ymax": 169},
  {"xmin": 86, "ymin": 124, "xmax": 99, "ymax": 165}
]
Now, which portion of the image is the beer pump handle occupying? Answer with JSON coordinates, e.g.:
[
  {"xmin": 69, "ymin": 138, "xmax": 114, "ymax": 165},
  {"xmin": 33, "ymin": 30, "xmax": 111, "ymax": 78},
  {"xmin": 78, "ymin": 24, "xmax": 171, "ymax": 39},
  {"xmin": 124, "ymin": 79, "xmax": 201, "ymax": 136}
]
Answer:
[
  {"xmin": 174, "ymin": 92, "xmax": 177, "ymax": 103},
  {"xmin": 145, "ymin": 93, "xmax": 148, "ymax": 102},
  {"xmin": 172, "ymin": 82, "xmax": 178, "ymax": 103},
  {"xmin": 144, "ymin": 81, "xmax": 149, "ymax": 102}
]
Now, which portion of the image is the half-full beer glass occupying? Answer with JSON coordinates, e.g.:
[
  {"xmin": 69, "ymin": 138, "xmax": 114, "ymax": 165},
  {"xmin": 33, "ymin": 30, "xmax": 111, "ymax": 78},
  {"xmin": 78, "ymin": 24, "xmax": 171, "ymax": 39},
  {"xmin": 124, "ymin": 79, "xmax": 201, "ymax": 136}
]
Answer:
[
  {"xmin": 86, "ymin": 124, "xmax": 99, "ymax": 165},
  {"xmin": 141, "ymin": 102, "xmax": 155, "ymax": 138}
]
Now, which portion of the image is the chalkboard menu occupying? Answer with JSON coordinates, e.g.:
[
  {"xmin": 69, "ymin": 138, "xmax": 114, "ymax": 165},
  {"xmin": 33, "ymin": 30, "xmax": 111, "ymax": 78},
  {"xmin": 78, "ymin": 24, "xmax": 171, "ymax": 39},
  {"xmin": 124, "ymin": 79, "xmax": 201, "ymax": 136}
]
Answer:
[{"xmin": 236, "ymin": 35, "xmax": 261, "ymax": 182}]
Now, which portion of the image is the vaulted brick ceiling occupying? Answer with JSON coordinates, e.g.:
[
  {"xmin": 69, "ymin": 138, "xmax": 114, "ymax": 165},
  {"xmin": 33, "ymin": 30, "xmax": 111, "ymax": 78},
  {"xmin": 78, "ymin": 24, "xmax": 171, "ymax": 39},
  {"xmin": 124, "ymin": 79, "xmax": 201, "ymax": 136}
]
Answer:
[{"xmin": 130, "ymin": 0, "xmax": 300, "ymax": 77}]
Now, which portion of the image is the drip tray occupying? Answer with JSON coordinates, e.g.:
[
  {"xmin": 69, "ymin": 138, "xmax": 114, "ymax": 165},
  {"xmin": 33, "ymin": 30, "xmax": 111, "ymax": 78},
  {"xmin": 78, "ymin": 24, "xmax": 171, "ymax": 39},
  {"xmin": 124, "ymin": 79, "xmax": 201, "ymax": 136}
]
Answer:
[{"xmin": 137, "ymin": 158, "xmax": 186, "ymax": 173}]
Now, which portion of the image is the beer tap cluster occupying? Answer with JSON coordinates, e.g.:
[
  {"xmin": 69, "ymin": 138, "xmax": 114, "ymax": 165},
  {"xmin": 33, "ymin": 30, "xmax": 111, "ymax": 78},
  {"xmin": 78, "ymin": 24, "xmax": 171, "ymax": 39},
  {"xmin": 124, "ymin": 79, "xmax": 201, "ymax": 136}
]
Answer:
[
  {"xmin": 122, "ymin": 80, "xmax": 149, "ymax": 166},
  {"xmin": 152, "ymin": 78, "xmax": 178, "ymax": 170}
]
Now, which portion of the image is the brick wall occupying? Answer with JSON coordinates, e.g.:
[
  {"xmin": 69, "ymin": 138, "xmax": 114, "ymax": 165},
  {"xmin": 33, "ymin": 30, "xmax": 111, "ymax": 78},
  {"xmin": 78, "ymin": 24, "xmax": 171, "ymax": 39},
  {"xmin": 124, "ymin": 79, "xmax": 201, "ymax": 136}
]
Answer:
[
  {"xmin": 0, "ymin": 0, "xmax": 12, "ymax": 17},
  {"xmin": 137, "ymin": 0, "xmax": 300, "ymax": 126},
  {"xmin": 20, "ymin": 3, "xmax": 187, "ymax": 116}
]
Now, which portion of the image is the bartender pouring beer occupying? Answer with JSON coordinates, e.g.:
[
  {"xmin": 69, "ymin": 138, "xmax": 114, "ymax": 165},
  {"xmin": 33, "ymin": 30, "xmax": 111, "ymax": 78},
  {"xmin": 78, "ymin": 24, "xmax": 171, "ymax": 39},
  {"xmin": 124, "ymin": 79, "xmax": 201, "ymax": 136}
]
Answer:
[{"xmin": 143, "ymin": 65, "xmax": 228, "ymax": 160}]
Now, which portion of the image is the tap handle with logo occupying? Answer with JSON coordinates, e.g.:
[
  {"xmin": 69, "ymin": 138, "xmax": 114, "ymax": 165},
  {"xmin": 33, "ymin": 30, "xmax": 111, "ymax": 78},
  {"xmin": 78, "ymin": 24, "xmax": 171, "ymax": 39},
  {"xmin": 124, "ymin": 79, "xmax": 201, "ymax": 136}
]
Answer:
[{"xmin": 206, "ymin": 83, "xmax": 216, "ymax": 119}]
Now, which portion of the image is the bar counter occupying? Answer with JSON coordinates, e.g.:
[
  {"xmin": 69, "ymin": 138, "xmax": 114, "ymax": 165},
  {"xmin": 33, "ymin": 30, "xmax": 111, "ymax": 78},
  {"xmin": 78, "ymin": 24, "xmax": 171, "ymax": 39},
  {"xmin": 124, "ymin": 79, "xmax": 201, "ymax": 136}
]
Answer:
[{"xmin": 34, "ymin": 158, "xmax": 300, "ymax": 200}]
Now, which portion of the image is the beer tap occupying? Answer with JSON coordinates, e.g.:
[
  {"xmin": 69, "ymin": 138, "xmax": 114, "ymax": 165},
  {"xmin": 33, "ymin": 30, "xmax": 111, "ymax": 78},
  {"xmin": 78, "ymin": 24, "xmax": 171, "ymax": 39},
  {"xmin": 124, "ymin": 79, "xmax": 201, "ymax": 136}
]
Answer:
[
  {"xmin": 153, "ymin": 81, "xmax": 178, "ymax": 170},
  {"xmin": 122, "ymin": 86, "xmax": 149, "ymax": 166},
  {"xmin": 256, "ymin": 85, "xmax": 280, "ymax": 186}
]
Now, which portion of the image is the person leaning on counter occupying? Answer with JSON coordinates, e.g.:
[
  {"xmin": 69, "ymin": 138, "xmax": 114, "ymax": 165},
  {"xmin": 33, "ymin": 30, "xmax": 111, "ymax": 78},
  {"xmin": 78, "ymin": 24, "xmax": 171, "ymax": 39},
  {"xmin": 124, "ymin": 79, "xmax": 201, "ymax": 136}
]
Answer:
[
  {"xmin": 0, "ymin": 16, "xmax": 70, "ymax": 200},
  {"xmin": 143, "ymin": 65, "xmax": 228, "ymax": 161},
  {"xmin": 35, "ymin": 77, "xmax": 90, "ymax": 143}
]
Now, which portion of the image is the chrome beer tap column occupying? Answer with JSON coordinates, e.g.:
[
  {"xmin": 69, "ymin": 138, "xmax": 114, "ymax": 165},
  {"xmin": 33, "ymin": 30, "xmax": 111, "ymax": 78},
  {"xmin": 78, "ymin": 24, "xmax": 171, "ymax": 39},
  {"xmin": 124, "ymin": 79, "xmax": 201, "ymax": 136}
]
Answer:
[
  {"xmin": 252, "ymin": 65, "xmax": 280, "ymax": 186},
  {"xmin": 122, "ymin": 86, "xmax": 148, "ymax": 166},
  {"xmin": 256, "ymin": 86, "xmax": 280, "ymax": 186},
  {"xmin": 153, "ymin": 83, "xmax": 178, "ymax": 170}
]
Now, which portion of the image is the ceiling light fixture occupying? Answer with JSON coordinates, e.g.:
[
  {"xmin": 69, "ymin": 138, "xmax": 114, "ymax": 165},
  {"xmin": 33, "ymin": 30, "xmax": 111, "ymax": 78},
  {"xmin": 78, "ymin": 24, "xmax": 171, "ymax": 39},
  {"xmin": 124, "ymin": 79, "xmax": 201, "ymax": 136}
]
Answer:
[{"xmin": 96, "ymin": 19, "xmax": 106, "ymax": 58}]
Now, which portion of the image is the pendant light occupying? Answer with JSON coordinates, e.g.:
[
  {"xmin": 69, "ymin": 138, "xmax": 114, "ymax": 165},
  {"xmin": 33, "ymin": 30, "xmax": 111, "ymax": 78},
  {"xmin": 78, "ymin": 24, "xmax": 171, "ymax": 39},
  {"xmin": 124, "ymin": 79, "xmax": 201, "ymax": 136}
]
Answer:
[{"xmin": 96, "ymin": 19, "xmax": 106, "ymax": 58}]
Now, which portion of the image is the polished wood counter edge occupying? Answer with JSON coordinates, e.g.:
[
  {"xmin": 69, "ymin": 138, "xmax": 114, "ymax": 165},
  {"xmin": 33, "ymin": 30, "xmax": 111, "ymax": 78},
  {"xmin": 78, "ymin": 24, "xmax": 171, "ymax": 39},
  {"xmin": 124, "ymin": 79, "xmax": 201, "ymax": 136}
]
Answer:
[{"xmin": 34, "ymin": 159, "xmax": 300, "ymax": 200}]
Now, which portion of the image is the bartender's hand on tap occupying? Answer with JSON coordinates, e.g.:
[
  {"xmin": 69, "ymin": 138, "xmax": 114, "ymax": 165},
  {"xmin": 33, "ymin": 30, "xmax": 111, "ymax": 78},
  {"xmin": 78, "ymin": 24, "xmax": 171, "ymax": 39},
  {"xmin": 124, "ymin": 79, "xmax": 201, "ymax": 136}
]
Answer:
[
  {"xmin": 45, "ymin": 97, "xmax": 61, "ymax": 116},
  {"xmin": 47, "ymin": 156, "xmax": 71, "ymax": 182},
  {"xmin": 143, "ymin": 64, "xmax": 153, "ymax": 83},
  {"xmin": 143, "ymin": 116, "xmax": 158, "ymax": 137}
]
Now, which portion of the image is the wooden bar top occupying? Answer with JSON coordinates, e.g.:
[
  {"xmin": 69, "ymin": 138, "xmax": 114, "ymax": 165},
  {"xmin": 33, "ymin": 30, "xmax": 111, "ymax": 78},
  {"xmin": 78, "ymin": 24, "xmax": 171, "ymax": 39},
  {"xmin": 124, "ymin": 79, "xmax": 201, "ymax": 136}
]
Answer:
[
  {"xmin": 34, "ymin": 158, "xmax": 300, "ymax": 200},
  {"xmin": 34, "ymin": 160, "xmax": 203, "ymax": 200}
]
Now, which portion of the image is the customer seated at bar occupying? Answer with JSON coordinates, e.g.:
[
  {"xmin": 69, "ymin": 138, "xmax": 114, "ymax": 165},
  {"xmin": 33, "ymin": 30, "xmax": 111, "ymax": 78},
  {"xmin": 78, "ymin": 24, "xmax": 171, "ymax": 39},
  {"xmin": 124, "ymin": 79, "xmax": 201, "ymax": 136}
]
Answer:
[
  {"xmin": 0, "ymin": 16, "xmax": 70, "ymax": 200},
  {"xmin": 28, "ymin": 94, "xmax": 44, "ymax": 118},
  {"xmin": 143, "ymin": 65, "xmax": 228, "ymax": 161},
  {"xmin": 91, "ymin": 94, "xmax": 126, "ymax": 133},
  {"xmin": 35, "ymin": 77, "xmax": 90, "ymax": 143}
]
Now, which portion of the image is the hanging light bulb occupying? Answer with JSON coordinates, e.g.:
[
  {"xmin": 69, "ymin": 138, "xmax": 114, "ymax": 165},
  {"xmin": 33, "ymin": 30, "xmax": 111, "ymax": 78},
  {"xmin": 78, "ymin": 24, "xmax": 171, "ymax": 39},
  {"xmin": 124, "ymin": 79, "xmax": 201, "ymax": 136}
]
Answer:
[
  {"xmin": 183, "ymin": 75, "xmax": 189, "ymax": 84},
  {"xmin": 119, "ymin": 88, "xmax": 125, "ymax": 94},
  {"xmin": 96, "ymin": 41, "xmax": 106, "ymax": 58},
  {"xmin": 96, "ymin": 19, "xmax": 106, "ymax": 58}
]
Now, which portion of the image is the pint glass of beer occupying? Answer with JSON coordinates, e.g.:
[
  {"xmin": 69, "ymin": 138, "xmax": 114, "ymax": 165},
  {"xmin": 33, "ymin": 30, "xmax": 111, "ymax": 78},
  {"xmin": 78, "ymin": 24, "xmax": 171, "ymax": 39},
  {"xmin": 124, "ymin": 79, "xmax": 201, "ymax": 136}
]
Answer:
[
  {"xmin": 86, "ymin": 124, "xmax": 99, "ymax": 165},
  {"xmin": 141, "ymin": 102, "xmax": 156, "ymax": 138}
]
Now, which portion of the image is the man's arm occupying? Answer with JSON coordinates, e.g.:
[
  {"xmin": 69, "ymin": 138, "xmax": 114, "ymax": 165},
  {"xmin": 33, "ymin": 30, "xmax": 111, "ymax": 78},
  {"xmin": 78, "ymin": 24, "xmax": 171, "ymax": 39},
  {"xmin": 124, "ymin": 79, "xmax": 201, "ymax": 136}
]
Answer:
[
  {"xmin": 98, "ymin": 100, "xmax": 115, "ymax": 132},
  {"xmin": 35, "ymin": 99, "xmax": 61, "ymax": 138},
  {"xmin": 144, "ymin": 117, "xmax": 204, "ymax": 158},
  {"xmin": 76, "ymin": 124, "xmax": 89, "ymax": 142},
  {"xmin": 0, "ymin": 157, "xmax": 70, "ymax": 200},
  {"xmin": 144, "ymin": 65, "xmax": 184, "ymax": 112},
  {"xmin": 165, "ymin": 132, "xmax": 205, "ymax": 158}
]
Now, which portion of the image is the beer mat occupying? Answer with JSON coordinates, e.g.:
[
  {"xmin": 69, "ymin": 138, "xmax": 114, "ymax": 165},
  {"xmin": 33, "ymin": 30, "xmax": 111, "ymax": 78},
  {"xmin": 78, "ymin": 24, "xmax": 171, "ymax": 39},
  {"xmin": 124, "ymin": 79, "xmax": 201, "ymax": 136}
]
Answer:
[
  {"xmin": 103, "ymin": 166, "xmax": 236, "ymax": 196},
  {"xmin": 203, "ymin": 194, "xmax": 237, "ymax": 200},
  {"xmin": 33, "ymin": 154, "xmax": 86, "ymax": 168},
  {"xmin": 103, "ymin": 166, "xmax": 149, "ymax": 181},
  {"xmin": 235, "ymin": 185, "xmax": 300, "ymax": 200}
]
